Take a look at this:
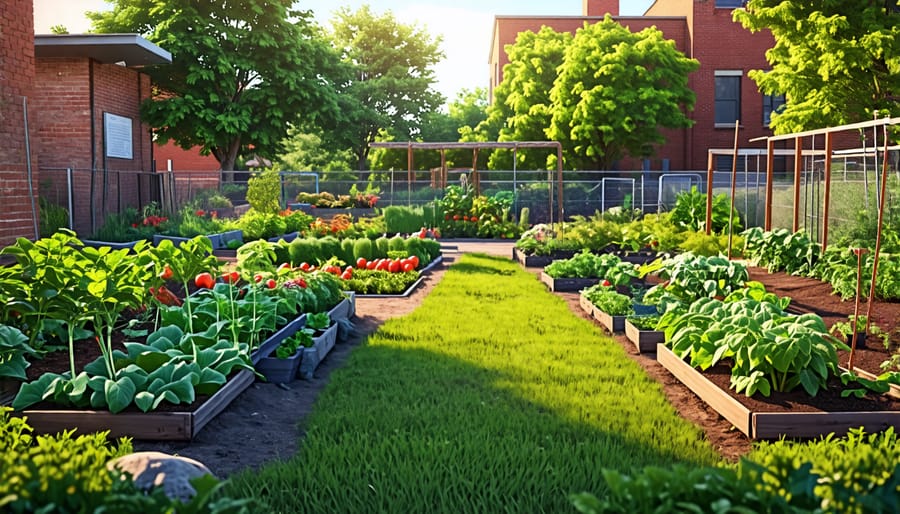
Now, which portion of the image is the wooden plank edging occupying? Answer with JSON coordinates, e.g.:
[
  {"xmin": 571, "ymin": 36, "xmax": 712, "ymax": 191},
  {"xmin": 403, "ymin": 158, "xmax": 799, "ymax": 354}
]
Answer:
[{"xmin": 656, "ymin": 344, "xmax": 753, "ymax": 437}]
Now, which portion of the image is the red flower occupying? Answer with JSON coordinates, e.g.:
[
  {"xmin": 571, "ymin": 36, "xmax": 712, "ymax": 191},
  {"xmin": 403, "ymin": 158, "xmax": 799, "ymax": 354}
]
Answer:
[
  {"xmin": 196, "ymin": 209, "xmax": 205, "ymax": 217},
  {"xmin": 601, "ymin": 280, "xmax": 611, "ymax": 287}
]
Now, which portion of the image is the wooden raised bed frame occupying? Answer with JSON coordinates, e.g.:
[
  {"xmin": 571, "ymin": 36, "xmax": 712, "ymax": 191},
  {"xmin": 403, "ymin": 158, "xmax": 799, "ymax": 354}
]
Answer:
[
  {"xmin": 657, "ymin": 344, "xmax": 900, "ymax": 439},
  {"xmin": 624, "ymin": 319, "xmax": 663, "ymax": 353},
  {"xmin": 17, "ymin": 369, "xmax": 255, "ymax": 441},
  {"xmin": 539, "ymin": 271, "xmax": 599, "ymax": 293}
]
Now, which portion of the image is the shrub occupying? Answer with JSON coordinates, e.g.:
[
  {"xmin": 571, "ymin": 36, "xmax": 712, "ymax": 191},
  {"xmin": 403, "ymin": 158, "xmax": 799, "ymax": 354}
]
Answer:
[
  {"xmin": 383, "ymin": 205, "xmax": 426, "ymax": 234},
  {"xmin": 38, "ymin": 197, "xmax": 69, "ymax": 237},
  {"xmin": 374, "ymin": 236, "xmax": 390, "ymax": 258},
  {"xmin": 246, "ymin": 168, "xmax": 282, "ymax": 214},
  {"xmin": 353, "ymin": 238, "xmax": 374, "ymax": 262}
]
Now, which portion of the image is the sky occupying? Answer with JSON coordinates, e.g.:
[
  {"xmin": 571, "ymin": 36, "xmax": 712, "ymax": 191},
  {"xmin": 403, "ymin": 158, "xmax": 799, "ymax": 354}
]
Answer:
[{"xmin": 33, "ymin": 0, "xmax": 655, "ymax": 104}]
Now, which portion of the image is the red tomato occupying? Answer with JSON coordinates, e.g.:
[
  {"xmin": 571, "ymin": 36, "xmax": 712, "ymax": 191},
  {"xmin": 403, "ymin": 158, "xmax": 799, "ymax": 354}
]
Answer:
[
  {"xmin": 265, "ymin": 279, "xmax": 277, "ymax": 289},
  {"xmin": 452, "ymin": 215, "xmax": 460, "ymax": 221},
  {"xmin": 194, "ymin": 272, "xmax": 215, "ymax": 289},
  {"xmin": 366, "ymin": 260, "xmax": 377, "ymax": 270},
  {"xmin": 469, "ymin": 216, "xmax": 478, "ymax": 223},
  {"xmin": 222, "ymin": 271, "xmax": 240, "ymax": 284},
  {"xmin": 408, "ymin": 255, "xmax": 420, "ymax": 268},
  {"xmin": 388, "ymin": 260, "xmax": 401, "ymax": 273},
  {"xmin": 340, "ymin": 270, "xmax": 353, "ymax": 280},
  {"xmin": 159, "ymin": 265, "xmax": 173, "ymax": 281},
  {"xmin": 402, "ymin": 262, "xmax": 415, "ymax": 272},
  {"xmin": 356, "ymin": 257, "xmax": 367, "ymax": 269},
  {"xmin": 298, "ymin": 278, "xmax": 307, "ymax": 288},
  {"xmin": 299, "ymin": 262, "xmax": 310, "ymax": 272},
  {"xmin": 254, "ymin": 274, "xmax": 264, "ymax": 283}
]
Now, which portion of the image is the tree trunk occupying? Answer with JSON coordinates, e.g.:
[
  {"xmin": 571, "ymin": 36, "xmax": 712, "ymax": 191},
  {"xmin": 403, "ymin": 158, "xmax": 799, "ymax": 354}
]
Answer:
[{"xmin": 217, "ymin": 139, "xmax": 242, "ymax": 182}]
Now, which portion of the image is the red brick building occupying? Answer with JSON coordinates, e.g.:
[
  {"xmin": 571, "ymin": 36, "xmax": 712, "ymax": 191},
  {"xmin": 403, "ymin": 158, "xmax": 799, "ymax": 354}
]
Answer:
[
  {"xmin": 32, "ymin": 34, "xmax": 170, "ymax": 235},
  {"xmin": 0, "ymin": 0, "xmax": 39, "ymax": 246},
  {"xmin": 489, "ymin": 0, "xmax": 777, "ymax": 171}
]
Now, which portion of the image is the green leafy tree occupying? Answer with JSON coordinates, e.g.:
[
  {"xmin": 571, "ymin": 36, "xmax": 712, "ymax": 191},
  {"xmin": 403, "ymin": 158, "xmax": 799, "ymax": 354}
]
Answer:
[
  {"xmin": 734, "ymin": 0, "xmax": 900, "ymax": 134},
  {"xmin": 478, "ymin": 27, "xmax": 572, "ymax": 171},
  {"xmin": 548, "ymin": 16, "xmax": 699, "ymax": 170},
  {"xmin": 88, "ymin": 0, "xmax": 345, "ymax": 177},
  {"xmin": 370, "ymin": 88, "xmax": 490, "ymax": 172},
  {"xmin": 329, "ymin": 5, "xmax": 445, "ymax": 171},
  {"xmin": 277, "ymin": 126, "xmax": 356, "ymax": 175}
]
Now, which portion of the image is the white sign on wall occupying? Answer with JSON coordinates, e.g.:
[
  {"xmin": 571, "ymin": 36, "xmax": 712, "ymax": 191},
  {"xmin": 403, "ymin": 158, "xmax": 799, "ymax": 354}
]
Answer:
[{"xmin": 104, "ymin": 112, "xmax": 133, "ymax": 159}]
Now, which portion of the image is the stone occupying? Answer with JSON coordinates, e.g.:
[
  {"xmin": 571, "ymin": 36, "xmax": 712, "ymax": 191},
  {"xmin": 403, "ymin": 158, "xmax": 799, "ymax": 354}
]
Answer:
[{"xmin": 107, "ymin": 451, "xmax": 215, "ymax": 502}]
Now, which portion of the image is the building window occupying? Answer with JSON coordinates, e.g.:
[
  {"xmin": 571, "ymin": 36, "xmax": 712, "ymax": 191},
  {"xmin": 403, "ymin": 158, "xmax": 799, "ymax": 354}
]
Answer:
[
  {"xmin": 715, "ymin": 71, "xmax": 742, "ymax": 126},
  {"xmin": 763, "ymin": 93, "xmax": 786, "ymax": 127},
  {"xmin": 715, "ymin": 0, "xmax": 746, "ymax": 7}
]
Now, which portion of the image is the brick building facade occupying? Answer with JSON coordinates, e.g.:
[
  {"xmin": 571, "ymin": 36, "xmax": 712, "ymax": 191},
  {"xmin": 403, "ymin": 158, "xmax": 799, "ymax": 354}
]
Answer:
[
  {"xmin": 0, "ymin": 0, "xmax": 39, "ymax": 246},
  {"xmin": 490, "ymin": 0, "xmax": 777, "ymax": 171}
]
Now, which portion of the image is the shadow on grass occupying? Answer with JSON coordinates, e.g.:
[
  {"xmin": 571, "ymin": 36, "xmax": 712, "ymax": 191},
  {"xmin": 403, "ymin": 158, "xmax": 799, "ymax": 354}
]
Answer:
[{"xmin": 227, "ymin": 341, "xmax": 720, "ymax": 513}]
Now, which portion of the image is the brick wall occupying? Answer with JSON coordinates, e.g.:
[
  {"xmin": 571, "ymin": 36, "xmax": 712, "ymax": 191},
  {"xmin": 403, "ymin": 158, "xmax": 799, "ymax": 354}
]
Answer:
[
  {"xmin": 154, "ymin": 140, "xmax": 221, "ymax": 172},
  {"xmin": 34, "ymin": 57, "xmax": 156, "ymax": 234},
  {"xmin": 583, "ymin": 0, "xmax": 619, "ymax": 16},
  {"xmin": 0, "ymin": 0, "xmax": 38, "ymax": 246}
]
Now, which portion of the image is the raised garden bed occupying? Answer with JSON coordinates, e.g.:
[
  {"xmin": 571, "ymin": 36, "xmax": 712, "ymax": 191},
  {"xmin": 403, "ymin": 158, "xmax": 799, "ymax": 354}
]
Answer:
[
  {"xmin": 539, "ymin": 271, "xmax": 600, "ymax": 293},
  {"xmin": 624, "ymin": 319, "xmax": 663, "ymax": 353},
  {"xmin": 13, "ymin": 369, "xmax": 255, "ymax": 441},
  {"xmin": 657, "ymin": 344, "xmax": 900, "ymax": 440},
  {"xmin": 593, "ymin": 308, "xmax": 626, "ymax": 334},
  {"xmin": 153, "ymin": 229, "xmax": 243, "ymax": 250},
  {"xmin": 299, "ymin": 323, "xmax": 339, "ymax": 380},
  {"xmin": 80, "ymin": 239, "xmax": 143, "ymax": 251},
  {"xmin": 512, "ymin": 247, "xmax": 582, "ymax": 268}
]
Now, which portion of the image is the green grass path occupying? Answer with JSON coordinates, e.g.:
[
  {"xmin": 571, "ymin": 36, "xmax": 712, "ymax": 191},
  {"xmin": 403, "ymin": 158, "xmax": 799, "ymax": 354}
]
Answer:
[{"xmin": 226, "ymin": 254, "xmax": 721, "ymax": 513}]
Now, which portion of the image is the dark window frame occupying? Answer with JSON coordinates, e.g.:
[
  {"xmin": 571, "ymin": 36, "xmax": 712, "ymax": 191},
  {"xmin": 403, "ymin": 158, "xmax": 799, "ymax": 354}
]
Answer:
[
  {"xmin": 763, "ymin": 93, "xmax": 786, "ymax": 127},
  {"xmin": 715, "ymin": 73, "xmax": 741, "ymax": 126}
]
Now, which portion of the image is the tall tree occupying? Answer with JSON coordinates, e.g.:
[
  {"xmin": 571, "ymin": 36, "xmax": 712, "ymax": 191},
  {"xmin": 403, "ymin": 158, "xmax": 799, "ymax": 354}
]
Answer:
[
  {"xmin": 734, "ymin": 1, "xmax": 900, "ymax": 134},
  {"xmin": 88, "ymin": 0, "xmax": 345, "ymax": 175},
  {"xmin": 369, "ymin": 88, "xmax": 490, "ymax": 173},
  {"xmin": 548, "ymin": 17, "xmax": 698, "ymax": 170},
  {"xmin": 329, "ymin": 5, "xmax": 444, "ymax": 171},
  {"xmin": 477, "ymin": 27, "xmax": 572, "ymax": 171}
]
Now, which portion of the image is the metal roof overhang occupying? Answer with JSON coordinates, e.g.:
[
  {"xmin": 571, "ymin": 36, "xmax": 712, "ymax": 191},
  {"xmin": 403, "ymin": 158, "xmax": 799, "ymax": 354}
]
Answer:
[{"xmin": 34, "ymin": 34, "xmax": 172, "ymax": 67}]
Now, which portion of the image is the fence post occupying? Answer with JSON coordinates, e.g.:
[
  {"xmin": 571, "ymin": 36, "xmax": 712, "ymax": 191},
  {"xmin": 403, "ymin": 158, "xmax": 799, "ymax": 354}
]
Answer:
[{"xmin": 67, "ymin": 168, "xmax": 74, "ymax": 230}]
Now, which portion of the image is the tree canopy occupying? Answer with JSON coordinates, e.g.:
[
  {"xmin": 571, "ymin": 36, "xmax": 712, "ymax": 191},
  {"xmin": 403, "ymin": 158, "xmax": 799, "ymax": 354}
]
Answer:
[
  {"xmin": 88, "ymin": 0, "xmax": 345, "ymax": 173},
  {"xmin": 329, "ymin": 5, "xmax": 445, "ymax": 171},
  {"xmin": 477, "ymin": 27, "xmax": 572, "ymax": 171},
  {"xmin": 547, "ymin": 17, "xmax": 698, "ymax": 170},
  {"xmin": 734, "ymin": 0, "xmax": 900, "ymax": 134}
]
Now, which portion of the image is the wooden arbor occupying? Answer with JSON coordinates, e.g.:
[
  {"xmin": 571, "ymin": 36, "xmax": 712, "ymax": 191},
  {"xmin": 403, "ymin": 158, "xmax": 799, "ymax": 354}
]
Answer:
[{"xmin": 368, "ymin": 141, "xmax": 565, "ymax": 224}]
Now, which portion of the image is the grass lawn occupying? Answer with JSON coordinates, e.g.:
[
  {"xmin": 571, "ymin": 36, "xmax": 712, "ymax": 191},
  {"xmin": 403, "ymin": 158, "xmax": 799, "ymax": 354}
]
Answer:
[{"xmin": 225, "ymin": 253, "xmax": 722, "ymax": 512}]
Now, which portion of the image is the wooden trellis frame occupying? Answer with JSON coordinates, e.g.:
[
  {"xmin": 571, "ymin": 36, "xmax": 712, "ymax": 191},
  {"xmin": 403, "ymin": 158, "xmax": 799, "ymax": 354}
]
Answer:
[{"xmin": 369, "ymin": 141, "xmax": 565, "ymax": 224}]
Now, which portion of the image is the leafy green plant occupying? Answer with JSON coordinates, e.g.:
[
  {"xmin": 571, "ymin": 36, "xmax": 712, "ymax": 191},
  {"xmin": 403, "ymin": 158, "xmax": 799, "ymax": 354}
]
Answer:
[
  {"xmin": 38, "ymin": 196, "xmax": 69, "ymax": 237},
  {"xmin": 246, "ymin": 167, "xmax": 283, "ymax": 214},
  {"xmin": 544, "ymin": 250, "xmax": 638, "ymax": 284},
  {"xmin": 582, "ymin": 284, "xmax": 633, "ymax": 316},
  {"xmin": 742, "ymin": 227, "xmax": 820, "ymax": 275},
  {"xmin": 669, "ymin": 186, "xmax": 742, "ymax": 234},
  {"xmin": 275, "ymin": 330, "xmax": 312, "ymax": 358},
  {"xmin": 658, "ymin": 297, "xmax": 846, "ymax": 397},
  {"xmin": 0, "ymin": 407, "xmax": 255, "ymax": 512},
  {"xmin": 625, "ymin": 314, "xmax": 660, "ymax": 331},
  {"xmin": 0, "ymin": 325, "xmax": 38, "ymax": 380}
]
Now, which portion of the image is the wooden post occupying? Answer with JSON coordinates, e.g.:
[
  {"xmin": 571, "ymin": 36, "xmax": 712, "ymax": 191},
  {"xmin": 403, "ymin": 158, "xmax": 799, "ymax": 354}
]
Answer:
[
  {"xmin": 822, "ymin": 132, "xmax": 834, "ymax": 250},
  {"xmin": 765, "ymin": 138, "xmax": 774, "ymax": 231},
  {"xmin": 728, "ymin": 120, "xmax": 740, "ymax": 259},
  {"xmin": 792, "ymin": 136, "xmax": 802, "ymax": 232},
  {"xmin": 864, "ymin": 124, "xmax": 891, "ymax": 332}
]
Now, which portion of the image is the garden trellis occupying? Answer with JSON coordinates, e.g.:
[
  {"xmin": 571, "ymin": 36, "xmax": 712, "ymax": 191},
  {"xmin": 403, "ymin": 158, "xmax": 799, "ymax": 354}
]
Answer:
[{"xmin": 369, "ymin": 141, "xmax": 564, "ymax": 224}]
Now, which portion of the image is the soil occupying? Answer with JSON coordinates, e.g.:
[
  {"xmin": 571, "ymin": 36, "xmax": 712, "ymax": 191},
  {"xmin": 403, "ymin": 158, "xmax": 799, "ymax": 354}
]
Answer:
[{"xmin": 27, "ymin": 242, "xmax": 900, "ymax": 477}]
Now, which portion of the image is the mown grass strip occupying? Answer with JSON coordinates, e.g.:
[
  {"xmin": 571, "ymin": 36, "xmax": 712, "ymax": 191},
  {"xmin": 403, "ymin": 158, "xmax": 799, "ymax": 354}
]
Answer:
[{"xmin": 226, "ymin": 253, "xmax": 721, "ymax": 513}]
